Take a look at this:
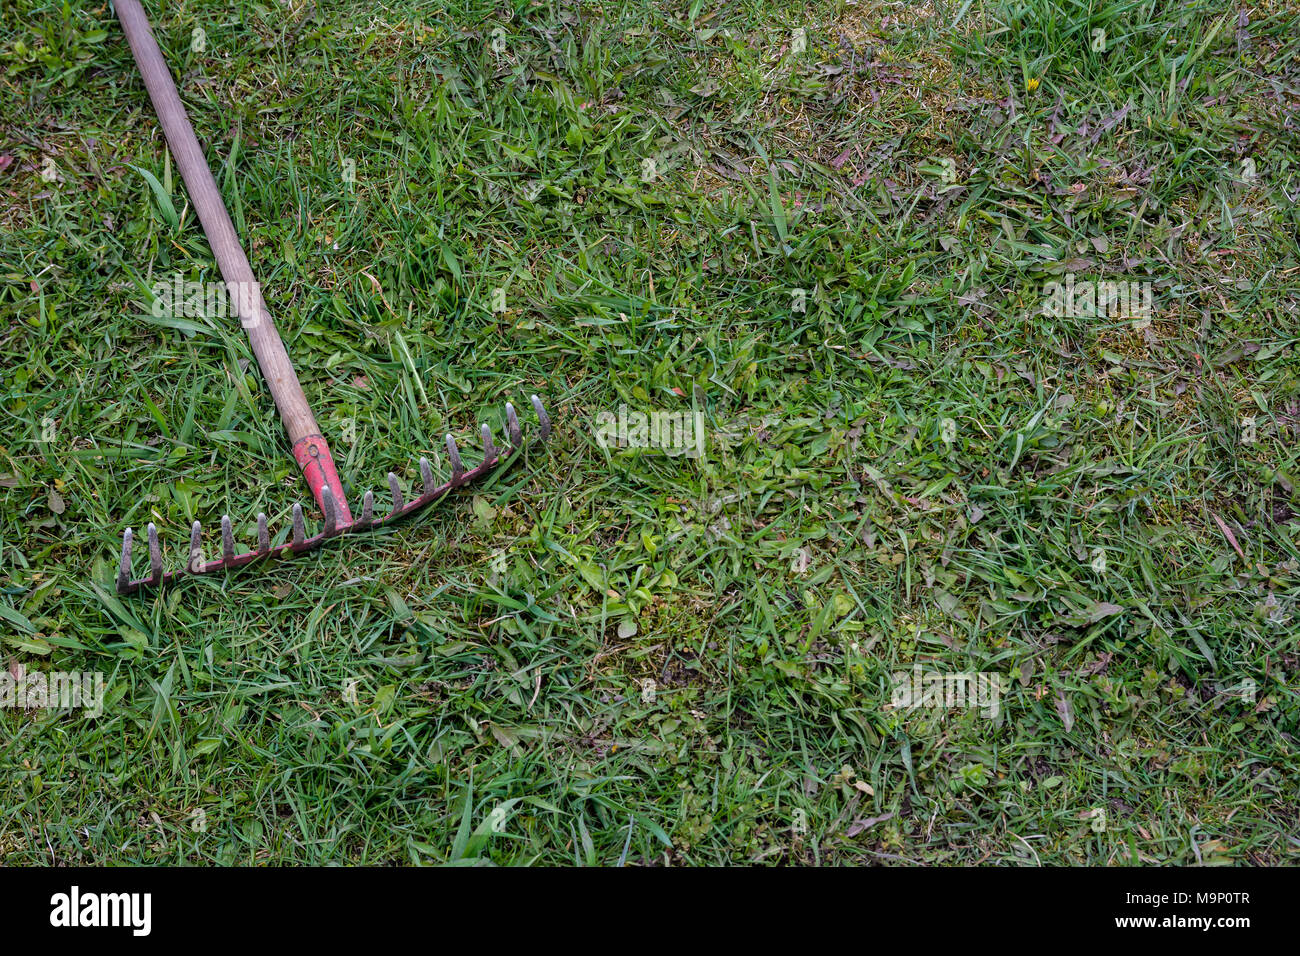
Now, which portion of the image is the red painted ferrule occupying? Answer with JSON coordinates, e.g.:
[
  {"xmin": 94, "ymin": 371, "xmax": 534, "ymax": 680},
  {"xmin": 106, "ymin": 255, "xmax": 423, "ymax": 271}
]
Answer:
[{"xmin": 292, "ymin": 434, "xmax": 354, "ymax": 523}]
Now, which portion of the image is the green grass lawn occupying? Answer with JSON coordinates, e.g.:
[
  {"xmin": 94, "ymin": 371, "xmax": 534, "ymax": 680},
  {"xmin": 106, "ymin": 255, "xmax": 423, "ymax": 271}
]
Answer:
[{"xmin": 1, "ymin": 0, "xmax": 1297, "ymax": 865}]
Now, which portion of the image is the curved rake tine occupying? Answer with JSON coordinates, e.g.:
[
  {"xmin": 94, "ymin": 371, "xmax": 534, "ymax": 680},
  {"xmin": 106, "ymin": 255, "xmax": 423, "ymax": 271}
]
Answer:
[
  {"xmin": 506, "ymin": 402, "xmax": 522, "ymax": 448},
  {"xmin": 291, "ymin": 504, "xmax": 307, "ymax": 551},
  {"xmin": 117, "ymin": 527, "xmax": 134, "ymax": 593},
  {"xmin": 257, "ymin": 513, "xmax": 270, "ymax": 554},
  {"xmin": 419, "ymin": 457, "xmax": 435, "ymax": 497},
  {"xmin": 221, "ymin": 515, "xmax": 236, "ymax": 563},
  {"xmin": 481, "ymin": 423, "xmax": 497, "ymax": 462},
  {"xmin": 446, "ymin": 434, "xmax": 464, "ymax": 482},
  {"xmin": 357, "ymin": 490, "xmax": 375, "ymax": 529},
  {"xmin": 387, "ymin": 473, "xmax": 404, "ymax": 515},
  {"xmin": 147, "ymin": 523, "xmax": 163, "ymax": 585},
  {"xmin": 531, "ymin": 395, "xmax": 551, "ymax": 442},
  {"xmin": 321, "ymin": 486, "xmax": 338, "ymax": 538},
  {"xmin": 189, "ymin": 521, "xmax": 204, "ymax": 573}
]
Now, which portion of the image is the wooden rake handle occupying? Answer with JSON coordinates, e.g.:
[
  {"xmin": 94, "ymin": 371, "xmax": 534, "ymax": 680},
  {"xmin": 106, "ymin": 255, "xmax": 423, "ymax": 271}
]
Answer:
[{"xmin": 114, "ymin": 0, "xmax": 351, "ymax": 520}]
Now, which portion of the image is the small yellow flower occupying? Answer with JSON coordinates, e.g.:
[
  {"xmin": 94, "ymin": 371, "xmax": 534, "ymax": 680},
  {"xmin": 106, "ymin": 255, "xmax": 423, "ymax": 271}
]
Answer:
[{"xmin": 1026, "ymin": 77, "xmax": 1041, "ymax": 93}]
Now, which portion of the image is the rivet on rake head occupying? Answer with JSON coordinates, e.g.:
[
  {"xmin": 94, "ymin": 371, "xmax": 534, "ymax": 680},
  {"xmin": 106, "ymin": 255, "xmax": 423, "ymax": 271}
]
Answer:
[
  {"xmin": 189, "ymin": 520, "xmax": 204, "ymax": 573},
  {"xmin": 257, "ymin": 513, "xmax": 270, "ymax": 554},
  {"xmin": 322, "ymin": 486, "xmax": 338, "ymax": 537},
  {"xmin": 387, "ymin": 473, "xmax": 404, "ymax": 514},
  {"xmin": 118, "ymin": 527, "xmax": 134, "ymax": 592},
  {"xmin": 419, "ymin": 457, "xmax": 434, "ymax": 496},
  {"xmin": 359, "ymin": 490, "xmax": 374, "ymax": 528},
  {"xmin": 531, "ymin": 395, "xmax": 551, "ymax": 441},
  {"xmin": 505, "ymin": 402, "xmax": 522, "ymax": 447},
  {"xmin": 147, "ymin": 523, "xmax": 163, "ymax": 585},
  {"xmin": 221, "ymin": 515, "xmax": 235, "ymax": 562},
  {"xmin": 446, "ymin": 434, "xmax": 464, "ymax": 481},
  {"xmin": 481, "ymin": 424, "xmax": 497, "ymax": 461},
  {"xmin": 291, "ymin": 503, "xmax": 307, "ymax": 550}
]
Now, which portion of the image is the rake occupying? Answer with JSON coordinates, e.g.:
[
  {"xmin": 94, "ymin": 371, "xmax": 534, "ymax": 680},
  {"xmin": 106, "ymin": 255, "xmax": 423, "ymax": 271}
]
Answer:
[{"xmin": 112, "ymin": 0, "xmax": 550, "ymax": 594}]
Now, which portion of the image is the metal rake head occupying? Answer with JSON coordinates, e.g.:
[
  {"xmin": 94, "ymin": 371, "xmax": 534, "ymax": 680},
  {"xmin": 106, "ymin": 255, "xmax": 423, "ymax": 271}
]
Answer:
[{"xmin": 117, "ymin": 396, "xmax": 550, "ymax": 594}]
